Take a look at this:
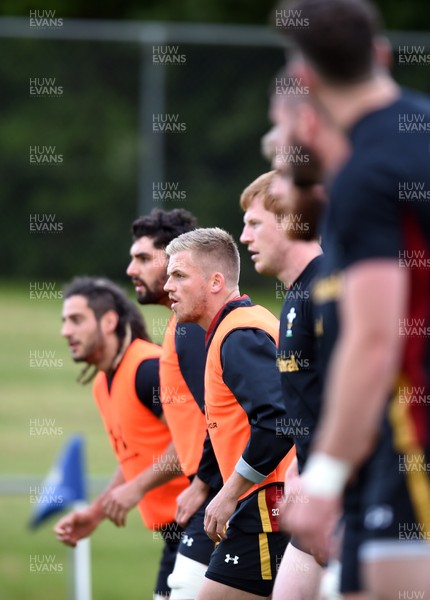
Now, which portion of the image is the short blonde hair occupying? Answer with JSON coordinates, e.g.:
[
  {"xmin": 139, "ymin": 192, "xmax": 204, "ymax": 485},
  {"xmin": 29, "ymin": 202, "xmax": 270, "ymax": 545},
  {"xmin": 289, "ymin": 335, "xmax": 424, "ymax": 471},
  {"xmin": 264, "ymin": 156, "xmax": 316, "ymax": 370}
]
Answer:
[
  {"xmin": 240, "ymin": 171, "xmax": 278, "ymax": 212},
  {"xmin": 166, "ymin": 227, "xmax": 240, "ymax": 287},
  {"xmin": 240, "ymin": 171, "xmax": 324, "ymax": 242},
  {"xmin": 240, "ymin": 170, "xmax": 296, "ymax": 218}
]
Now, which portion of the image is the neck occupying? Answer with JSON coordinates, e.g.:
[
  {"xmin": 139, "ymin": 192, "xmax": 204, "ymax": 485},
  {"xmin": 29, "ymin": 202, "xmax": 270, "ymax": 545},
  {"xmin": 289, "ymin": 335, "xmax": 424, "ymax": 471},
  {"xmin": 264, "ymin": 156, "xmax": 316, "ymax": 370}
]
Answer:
[
  {"xmin": 199, "ymin": 287, "xmax": 241, "ymax": 331},
  {"xmin": 317, "ymin": 71, "xmax": 400, "ymax": 133},
  {"xmin": 277, "ymin": 241, "xmax": 322, "ymax": 287},
  {"xmin": 96, "ymin": 336, "xmax": 122, "ymax": 373}
]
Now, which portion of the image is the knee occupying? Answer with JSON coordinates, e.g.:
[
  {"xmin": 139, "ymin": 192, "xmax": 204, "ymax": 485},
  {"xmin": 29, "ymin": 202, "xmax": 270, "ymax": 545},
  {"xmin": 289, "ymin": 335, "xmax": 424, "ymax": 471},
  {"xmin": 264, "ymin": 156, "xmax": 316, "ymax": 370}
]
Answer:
[{"xmin": 167, "ymin": 553, "xmax": 208, "ymax": 600}]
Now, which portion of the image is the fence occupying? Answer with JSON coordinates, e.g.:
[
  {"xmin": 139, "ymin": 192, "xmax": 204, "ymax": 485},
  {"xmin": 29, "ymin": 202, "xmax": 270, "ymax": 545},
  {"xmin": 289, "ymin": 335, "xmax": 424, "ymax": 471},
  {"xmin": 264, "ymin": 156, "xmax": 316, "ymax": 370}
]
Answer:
[
  {"xmin": 2, "ymin": 17, "xmax": 429, "ymax": 284},
  {"xmin": 1, "ymin": 16, "xmax": 430, "ymax": 599}
]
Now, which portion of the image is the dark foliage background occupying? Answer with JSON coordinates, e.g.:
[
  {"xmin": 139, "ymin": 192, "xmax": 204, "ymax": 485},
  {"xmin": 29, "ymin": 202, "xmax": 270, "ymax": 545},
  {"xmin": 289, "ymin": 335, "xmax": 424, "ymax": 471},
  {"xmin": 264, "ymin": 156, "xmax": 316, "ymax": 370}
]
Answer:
[{"xmin": 1, "ymin": 0, "xmax": 429, "ymax": 288}]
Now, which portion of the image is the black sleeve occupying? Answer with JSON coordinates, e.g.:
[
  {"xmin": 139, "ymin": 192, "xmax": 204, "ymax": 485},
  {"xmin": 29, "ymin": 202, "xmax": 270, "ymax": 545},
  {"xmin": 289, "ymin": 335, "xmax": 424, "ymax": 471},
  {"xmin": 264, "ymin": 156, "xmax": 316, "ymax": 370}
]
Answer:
[
  {"xmin": 175, "ymin": 322, "xmax": 206, "ymax": 412},
  {"xmin": 196, "ymin": 432, "xmax": 223, "ymax": 492},
  {"xmin": 221, "ymin": 328, "xmax": 294, "ymax": 477},
  {"xmin": 135, "ymin": 358, "xmax": 163, "ymax": 418}
]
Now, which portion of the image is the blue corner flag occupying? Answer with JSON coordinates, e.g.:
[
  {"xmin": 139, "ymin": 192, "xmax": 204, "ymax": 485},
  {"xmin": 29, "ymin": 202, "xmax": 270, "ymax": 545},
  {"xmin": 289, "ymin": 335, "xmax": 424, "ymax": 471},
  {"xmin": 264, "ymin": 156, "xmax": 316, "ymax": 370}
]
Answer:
[{"xmin": 30, "ymin": 435, "xmax": 87, "ymax": 529}]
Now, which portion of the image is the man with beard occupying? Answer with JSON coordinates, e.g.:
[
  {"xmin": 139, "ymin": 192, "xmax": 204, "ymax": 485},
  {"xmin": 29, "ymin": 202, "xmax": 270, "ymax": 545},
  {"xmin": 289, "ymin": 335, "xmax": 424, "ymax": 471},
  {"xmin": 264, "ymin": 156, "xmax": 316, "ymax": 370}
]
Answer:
[
  {"xmin": 275, "ymin": 0, "xmax": 430, "ymax": 598},
  {"xmin": 126, "ymin": 209, "xmax": 222, "ymax": 599},
  {"xmin": 265, "ymin": 88, "xmax": 350, "ymax": 600},
  {"xmin": 54, "ymin": 277, "xmax": 189, "ymax": 600}
]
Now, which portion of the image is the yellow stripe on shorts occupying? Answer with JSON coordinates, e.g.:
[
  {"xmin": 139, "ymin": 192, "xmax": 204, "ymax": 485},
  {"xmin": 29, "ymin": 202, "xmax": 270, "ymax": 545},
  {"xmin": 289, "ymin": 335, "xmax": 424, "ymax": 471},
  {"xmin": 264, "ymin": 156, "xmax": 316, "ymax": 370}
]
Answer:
[
  {"xmin": 389, "ymin": 377, "xmax": 430, "ymax": 534},
  {"xmin": 257, "ymin": 489, "xmax": 273, "ymax": 533},
  {"xmin": 258, "ymin": 533, "xmax": 272, "ymax": 580}
]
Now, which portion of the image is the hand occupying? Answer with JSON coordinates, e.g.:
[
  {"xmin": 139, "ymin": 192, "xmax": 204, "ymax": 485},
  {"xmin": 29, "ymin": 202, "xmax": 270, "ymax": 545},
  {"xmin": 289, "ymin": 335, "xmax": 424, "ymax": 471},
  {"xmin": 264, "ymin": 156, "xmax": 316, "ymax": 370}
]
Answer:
[
  {"xmin": 203, "ymin": 487, "xmax": 237, "ymax": 543},
  {"xmin": 101, "ymin": 478, "xmax": 143, "ymax": 527},
  {"xmin": 281, "ymin": 476, "xmax": 341, "ymax": 565},
  {"xmin": 176, "ymin": 477, "xmax": 209, "ymax": 527},
  {"xmin": 54, "ymin": 507, "xmax": 101, "ymax": 547}
]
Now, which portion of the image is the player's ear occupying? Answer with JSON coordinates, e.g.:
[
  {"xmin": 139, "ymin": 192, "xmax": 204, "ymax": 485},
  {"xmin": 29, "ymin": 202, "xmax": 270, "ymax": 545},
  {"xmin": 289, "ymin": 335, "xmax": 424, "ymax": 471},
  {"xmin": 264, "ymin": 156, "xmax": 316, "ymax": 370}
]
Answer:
[
  {"xmin": 100, "ymin": 310, "xmax": 119, "ymax": 334},
  {"xmin": 373, "ymin": 35, "xmax": 393, "ymax": 70},
  {"xmin": 210, "ymin": 272, "xmax": 225, "ymax": 294}
]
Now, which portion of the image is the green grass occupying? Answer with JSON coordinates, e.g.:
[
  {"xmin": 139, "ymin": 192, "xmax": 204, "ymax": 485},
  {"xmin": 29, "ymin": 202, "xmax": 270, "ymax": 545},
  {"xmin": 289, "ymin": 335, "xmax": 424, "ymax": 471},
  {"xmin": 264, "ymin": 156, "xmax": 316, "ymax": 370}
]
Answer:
[
  {"xmin": 0, "ymin": 496, "xmax": 162, "ymax": 600},
  {"xmin": 0, "ymin": 282, "xmax": 280, "ymax": 599},
  {"xmin": 0, "ymin": 283, "xmax": 172, "ymax": 599}
]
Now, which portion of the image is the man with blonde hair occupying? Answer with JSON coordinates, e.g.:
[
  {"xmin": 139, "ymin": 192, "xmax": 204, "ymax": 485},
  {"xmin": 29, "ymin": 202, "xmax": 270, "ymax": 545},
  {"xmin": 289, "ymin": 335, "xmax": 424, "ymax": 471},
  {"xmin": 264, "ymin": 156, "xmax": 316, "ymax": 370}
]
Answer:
[
  {"xmin": 240, "ymin": 172, "xmax": 324, "ymax": 599},
  {"xmin": 164, "ymin": 228, "xmax": 295, "ymax": 600}
]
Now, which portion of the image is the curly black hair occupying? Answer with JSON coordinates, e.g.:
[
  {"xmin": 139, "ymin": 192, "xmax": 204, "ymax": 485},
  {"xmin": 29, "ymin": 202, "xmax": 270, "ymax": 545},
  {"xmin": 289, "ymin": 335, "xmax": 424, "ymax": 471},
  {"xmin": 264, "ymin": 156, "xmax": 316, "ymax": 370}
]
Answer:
[{"xmin": 131, "ymin": 208, "xmax": 198, "ymax": 248}]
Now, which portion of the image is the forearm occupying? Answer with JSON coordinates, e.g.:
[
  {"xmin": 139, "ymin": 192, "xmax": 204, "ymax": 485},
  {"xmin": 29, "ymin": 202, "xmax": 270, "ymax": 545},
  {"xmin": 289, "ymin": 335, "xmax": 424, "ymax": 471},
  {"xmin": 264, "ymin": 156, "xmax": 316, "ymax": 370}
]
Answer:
[
  {"xmin": 224, "ymin": 469, "xmax": 255, "ymax": 500},
  {"xmin": 190, "ymin": 475, "xmax": 211, "ymax": 495},
  {"xmin": 91, "ymin": 466, "xmax": 125, "ymax": 519},
  {"xmin": 315, "ymin": 331, "xmax": 398, "ymax": 468},
  {"xmin": 133, "ymin": 441, "xmax": 183, "ymax": 496}
]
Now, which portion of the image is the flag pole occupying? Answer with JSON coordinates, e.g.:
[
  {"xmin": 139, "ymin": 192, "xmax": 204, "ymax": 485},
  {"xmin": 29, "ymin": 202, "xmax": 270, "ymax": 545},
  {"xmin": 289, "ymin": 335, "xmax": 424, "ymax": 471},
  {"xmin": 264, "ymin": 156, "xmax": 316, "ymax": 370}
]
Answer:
[
  {"xmin": 70, "ymin": 501, "xmax": 92, "ymax": 600},
  {"xmin": 28, "ymin": 435, "xmax": 91, "ymax": 598}
]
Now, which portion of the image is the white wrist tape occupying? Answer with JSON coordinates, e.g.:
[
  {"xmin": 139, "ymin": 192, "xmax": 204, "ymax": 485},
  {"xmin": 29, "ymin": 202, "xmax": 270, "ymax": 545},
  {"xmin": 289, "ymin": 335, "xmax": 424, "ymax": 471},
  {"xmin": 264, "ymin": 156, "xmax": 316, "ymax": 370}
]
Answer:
[{"xmin": 301, "ymin": 453, "xmax": 351, "ymax": 498}]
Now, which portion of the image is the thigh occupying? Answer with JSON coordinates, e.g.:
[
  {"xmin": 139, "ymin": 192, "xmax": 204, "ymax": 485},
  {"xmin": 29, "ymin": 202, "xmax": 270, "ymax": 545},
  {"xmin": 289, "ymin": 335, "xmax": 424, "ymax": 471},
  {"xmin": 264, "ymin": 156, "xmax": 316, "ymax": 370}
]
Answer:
[
  {"xmin": 364, "ymin": 556, "xmax": 430, "ymax": 600},
  {"xmin": 361, "ymin": 415, "xmax": 430, "ymax": 559},
  {"xmin": 359, "ymin": 410, "xmax": 430, "ymax": 598},
  {"xmin": 272, "ymin": 542, "xmax": 322, "ymax": 600},
  {"xmin": 196, "ymin": 577, "xmax": 272, "ymax": 600}
]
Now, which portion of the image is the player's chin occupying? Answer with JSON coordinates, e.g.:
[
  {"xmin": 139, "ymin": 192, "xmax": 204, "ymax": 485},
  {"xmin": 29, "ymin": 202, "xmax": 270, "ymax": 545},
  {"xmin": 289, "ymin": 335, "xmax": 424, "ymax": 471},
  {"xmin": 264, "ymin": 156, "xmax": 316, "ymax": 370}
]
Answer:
[
  {"xmin": 174, "ymin": 308, "xmax": 192, "ymax": 323},
  {"xmin": 173, "ymin": 309, "xmax": 185, "ymax": 322},
  {"xmin": 255, "ymin": 263, "xmax": 271, "ymax": 276}
]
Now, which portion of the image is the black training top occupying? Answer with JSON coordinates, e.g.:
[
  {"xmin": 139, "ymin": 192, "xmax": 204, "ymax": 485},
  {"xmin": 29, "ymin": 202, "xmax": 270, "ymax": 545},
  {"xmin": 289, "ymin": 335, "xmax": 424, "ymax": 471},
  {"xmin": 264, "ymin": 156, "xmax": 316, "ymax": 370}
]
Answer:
[
  {"xmin": 278, "ymin": 255, "xmax": 323, "ymax": 472},
  {"xmin": 175, "ymin": 322, "xmax": 206, "ymax": 411},
  {"xmin": 314, "ymin": 89, "xmax": 430, "ymax": 451}
]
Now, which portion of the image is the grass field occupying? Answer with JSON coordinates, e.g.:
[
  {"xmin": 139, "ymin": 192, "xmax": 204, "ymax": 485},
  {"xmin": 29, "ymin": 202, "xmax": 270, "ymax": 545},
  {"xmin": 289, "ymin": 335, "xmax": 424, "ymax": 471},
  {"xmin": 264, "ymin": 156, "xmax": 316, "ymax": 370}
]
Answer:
[{"xmin": 0, "ymin": 282, "xmax": 280, "ymax": 599}]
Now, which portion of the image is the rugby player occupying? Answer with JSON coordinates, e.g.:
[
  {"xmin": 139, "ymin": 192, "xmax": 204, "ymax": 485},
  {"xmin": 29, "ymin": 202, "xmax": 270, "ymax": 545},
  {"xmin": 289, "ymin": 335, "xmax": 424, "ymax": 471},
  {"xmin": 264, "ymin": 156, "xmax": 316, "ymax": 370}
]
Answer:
[
  {"xmin": 127, "ymin": 209, "xmax": 222, "ymax": 599},
  {"xmin": 54, "ymin": 277, "xmax": 188, "ymax": 599},
  {"xmin": 165, "ymin": 227, "xmax": 295, "ymax": 599},
  {"xmin": 240, "ymin": 171, "xmax": 324, "ymax": 599},
  {"xmin": 277, "ymin": 0, "xmax": 430, "ymax": 598}
]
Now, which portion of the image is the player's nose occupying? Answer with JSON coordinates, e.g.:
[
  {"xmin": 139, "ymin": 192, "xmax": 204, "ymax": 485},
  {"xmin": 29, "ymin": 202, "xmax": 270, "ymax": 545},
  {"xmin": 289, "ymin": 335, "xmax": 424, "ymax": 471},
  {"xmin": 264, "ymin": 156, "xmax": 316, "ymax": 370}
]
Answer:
[
  {"xmin": 164, "ymin": 276, "xmax": 175, "ymax": 293},
  {"xmin": 240, "ymin": 225, "xmax": 252, "ymax": 245},
  {"xmin": 126, "ymin": 259, "xmax": 137, "ymax": 277},
  {"xmin": 61, "ymin": 320, "xmax": 72, "ymax": 337}
]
